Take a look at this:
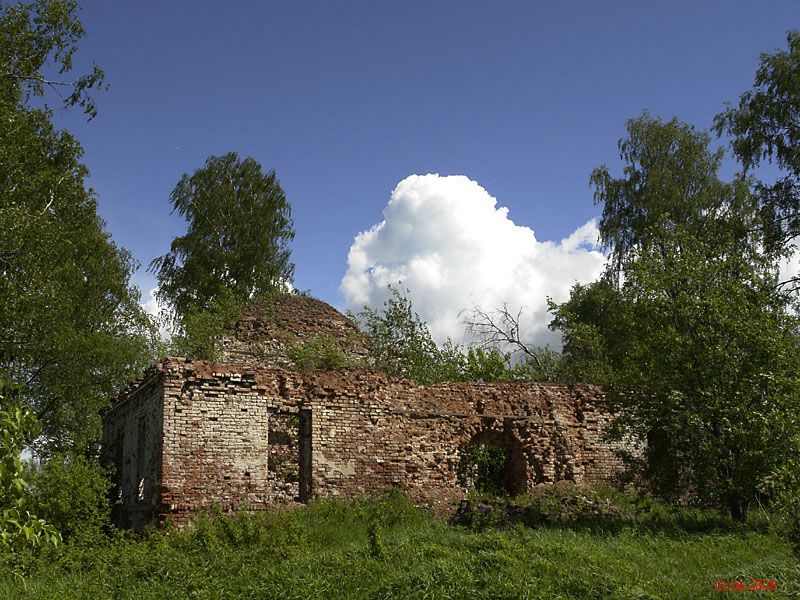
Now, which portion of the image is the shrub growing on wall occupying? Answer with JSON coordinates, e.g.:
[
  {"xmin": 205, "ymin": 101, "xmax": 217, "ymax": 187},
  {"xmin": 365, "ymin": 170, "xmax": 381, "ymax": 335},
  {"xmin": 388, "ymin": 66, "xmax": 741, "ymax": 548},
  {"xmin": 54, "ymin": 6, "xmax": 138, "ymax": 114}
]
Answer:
[{"xmin": 285, "ymin": 334, "xmax": 348, "ymax": 371}]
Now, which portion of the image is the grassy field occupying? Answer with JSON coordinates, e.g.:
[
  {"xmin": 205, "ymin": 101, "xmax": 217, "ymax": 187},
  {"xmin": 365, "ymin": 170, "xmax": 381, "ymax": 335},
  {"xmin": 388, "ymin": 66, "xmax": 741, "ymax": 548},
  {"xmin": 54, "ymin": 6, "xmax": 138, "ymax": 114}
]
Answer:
[{"xmin": 2, "ymin": 494, "xmax": 797, "ymax": 600}]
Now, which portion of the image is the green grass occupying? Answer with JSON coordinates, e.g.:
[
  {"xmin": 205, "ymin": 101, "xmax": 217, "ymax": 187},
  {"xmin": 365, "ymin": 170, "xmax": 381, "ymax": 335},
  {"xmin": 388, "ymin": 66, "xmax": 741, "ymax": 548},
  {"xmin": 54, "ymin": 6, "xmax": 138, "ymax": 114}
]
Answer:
[{"xmin": 2, "ymin": 494, "xmax": 797, "ymax": 599}]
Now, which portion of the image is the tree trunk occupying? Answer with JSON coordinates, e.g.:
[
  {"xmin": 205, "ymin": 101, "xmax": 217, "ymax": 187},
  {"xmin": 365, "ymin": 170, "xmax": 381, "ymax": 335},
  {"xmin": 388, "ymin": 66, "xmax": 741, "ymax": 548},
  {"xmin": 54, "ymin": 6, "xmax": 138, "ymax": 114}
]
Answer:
[{"xmin": 729, "ymin": 500, "xmax": 748, "ymax": 523}]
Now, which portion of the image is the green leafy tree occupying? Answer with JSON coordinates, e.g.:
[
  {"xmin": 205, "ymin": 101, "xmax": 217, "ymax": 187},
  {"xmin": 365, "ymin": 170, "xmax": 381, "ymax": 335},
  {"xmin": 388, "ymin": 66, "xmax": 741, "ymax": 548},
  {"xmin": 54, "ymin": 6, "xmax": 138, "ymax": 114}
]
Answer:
[
  {"xmin": 462, "ymin": 345, "xmax": 562, "ymax": 382},
  {"xmin": 715, "ymin": 28, "xmax": 800, "ymax": 542},
  {"xmin": 715, "ymin": 30, "xmax": 800, "ymax": 278},
  {"xmin": 463, "ymin": 348, "xmax": 512, "ymax": 382},
  {"xmin": 167, "ymin": 288, "xmax": 245, "ymax": 361},
  {"xmin": 0, "ymin": 381, "xmax": 60, "ymax": 575},
  {"xmin": 554, "ymin": 114, "xmax": 800, "ymax": 520},
  {"xmin": 0, "ymin": 0, "xmax": 105, "ymax": 118},
  {"xmin": 150, "ymin": 152, "xmax": 295, "ymax": 327},
  {"xmin": 354, "ymin": 286, "xmax": 466, "ymax": 385},
  {"xmin": 0, "ymin": 0, "xmax": 158, "ymax": 454},
  {"xmin": 548, "ymin": 280, "xmax": 624, "ymax": 384},
  {"xmin": 285, "ymin": 334, "xmax": 348, "ymax": 371},
  {"xmin": 25, "ymin": 453, "xmax": 112, "ymax": 542},
  {"xmin": 357, "ymin": 288, "xmax": 563, "ymax": 384},
  {"xmin": 457, "ymin": 441, "xmax": 508, "ymax": 496}
]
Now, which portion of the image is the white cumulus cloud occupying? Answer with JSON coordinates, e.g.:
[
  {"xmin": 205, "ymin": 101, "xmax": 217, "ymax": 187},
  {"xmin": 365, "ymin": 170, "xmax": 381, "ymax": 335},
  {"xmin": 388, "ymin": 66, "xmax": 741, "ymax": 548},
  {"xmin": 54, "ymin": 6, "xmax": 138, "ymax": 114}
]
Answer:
[
  {"xmin": 340, "ymin": 174, "xmax": 607, "ymax": 350},
  {"xmin": 779, "ymin": 243, "xmax": 800, "ymax": 287},
  {"xmin": 142, "ymin": 287, "xmax": 162, "ymax": 320},
  {"xmin": 141, "ymin": 287, "xmax": 171, "ymax": 339}
]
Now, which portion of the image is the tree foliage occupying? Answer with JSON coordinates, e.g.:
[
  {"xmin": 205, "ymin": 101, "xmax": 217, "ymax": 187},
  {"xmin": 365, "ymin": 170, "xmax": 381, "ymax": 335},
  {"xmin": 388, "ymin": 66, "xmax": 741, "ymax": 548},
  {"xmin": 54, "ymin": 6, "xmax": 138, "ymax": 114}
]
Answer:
[
  {"xmin": 166, "ymin": 288, "xmax": 245, "ymax": 361},
  {"xmin": 553, "ymin": 114, "xmax": 800, "ymax": 520},
  {"xmin": 0, "ymin": 0, "xmax": 158, "ymax": 454},
  {"xmin": 355, "ymin": 287, "xmax": 563, "ymax": 384},
  {"xmin": 463, "ymin": 348, "xmax": 512, "ymax": 383},
  {"xmin": 0, "ymin": 0, "xmax": 106, "ymax": 118},
  {"xmin": 24, "ymin": 453, "xmax": 112, "ymax": 542},
  {"xmin": 548, "ymin": 280, "xmax": 620, "ymax": 384},
  {"xmin": 285, "ymin": 334, "xmax": 349, "ymax": 371},
  {"xmin": 457, "ymin": 441, "xmax": 508, "ymax": 496},
  {"xmin": 150, "ymin": 152, "xmax": 295, "ymax": 325},
  {"xmin": 714, "ymin": 27, "xmax": 800, "ymax": 542},
  {"xmin": 715, "ymin": 30, "xmax": 800, "ymax": 275},
  {"xmin": 592, "ymin": 114, "xmax": 767, "ymax": 281},
  {"xmin": 0, "ymin": 381, "xmax": 60, "ymax": 575},
  {"xmin": 354, "ymin": 286, "xmax": 465, "ymax": 384},
  {"xmin": 462, "ymin": 304, "xmax": 544, "ymax": 369}
]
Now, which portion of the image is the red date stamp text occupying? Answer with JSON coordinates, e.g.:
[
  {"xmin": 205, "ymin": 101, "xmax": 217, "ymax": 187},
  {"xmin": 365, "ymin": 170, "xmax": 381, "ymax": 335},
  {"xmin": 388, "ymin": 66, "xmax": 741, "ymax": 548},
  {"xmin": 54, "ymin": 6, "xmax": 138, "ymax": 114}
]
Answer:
[{"xmin": 713, "ymin": 580, "xmax": 778, "ymax": 592}]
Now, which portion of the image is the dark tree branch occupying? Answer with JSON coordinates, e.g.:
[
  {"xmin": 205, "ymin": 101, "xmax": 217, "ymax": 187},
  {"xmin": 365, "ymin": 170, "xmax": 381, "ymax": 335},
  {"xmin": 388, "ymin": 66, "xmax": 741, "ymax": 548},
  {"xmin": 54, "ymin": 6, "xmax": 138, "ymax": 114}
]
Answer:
[
  {"xmin": 460, "ymin": 303, "xmax": 542, "ymax": 370},
  {"xmin": 3, "ymin": 72, "xmax": 71, "ymax": 105},
  {"xmin": 2, "ymin": 72, "xmax": 77, "ymax": 87},
  {"xmin": 773, "ymin": 277, "xmax": 800, "ymax": 293}
]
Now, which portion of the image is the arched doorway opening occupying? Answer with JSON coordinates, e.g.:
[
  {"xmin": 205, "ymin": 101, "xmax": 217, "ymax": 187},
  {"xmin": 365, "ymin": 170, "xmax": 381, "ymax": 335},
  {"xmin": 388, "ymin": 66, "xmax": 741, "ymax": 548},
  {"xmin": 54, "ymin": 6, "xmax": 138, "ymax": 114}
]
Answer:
[{"xmin": 457, "ymin": 429, "xmax": 527, "ymax": 496}]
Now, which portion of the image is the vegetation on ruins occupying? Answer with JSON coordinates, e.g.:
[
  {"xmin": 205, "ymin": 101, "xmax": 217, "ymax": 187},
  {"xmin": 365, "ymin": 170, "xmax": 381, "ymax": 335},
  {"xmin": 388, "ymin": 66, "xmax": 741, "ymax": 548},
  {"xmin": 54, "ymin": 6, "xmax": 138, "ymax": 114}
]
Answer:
[
  {"xmin": 461, "ymin": 303, "xmax": 563, "ymax": 380},
  {"xmin": 353, "ymin": 285, "xmax": 563, "ymax": 384},
  {"xmin": 285, "ymin": 334, "xmax": 349, "ymax": 371},
  {"xmin": 456, "ymin": 439, "xmax": 509, "ymax": 496},
  {"xmin": 147, "ymin": 149, "xmax": 296, "ymax": 359},
  {"xmin": 165, "ymin": 288, "xmax": 246, "ymax": 361},
  {"xmin": 353, "ymin": 286, "xmax": 466, "ymax": 384}
]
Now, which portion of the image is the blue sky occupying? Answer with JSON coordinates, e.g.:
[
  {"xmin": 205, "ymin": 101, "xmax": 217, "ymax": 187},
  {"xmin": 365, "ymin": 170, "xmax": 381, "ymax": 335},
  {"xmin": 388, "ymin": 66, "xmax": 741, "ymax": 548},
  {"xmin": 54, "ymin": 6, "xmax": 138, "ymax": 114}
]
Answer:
[{"xmin": 54, "ymin": 1, "xmax": 798, "ymax": 343}]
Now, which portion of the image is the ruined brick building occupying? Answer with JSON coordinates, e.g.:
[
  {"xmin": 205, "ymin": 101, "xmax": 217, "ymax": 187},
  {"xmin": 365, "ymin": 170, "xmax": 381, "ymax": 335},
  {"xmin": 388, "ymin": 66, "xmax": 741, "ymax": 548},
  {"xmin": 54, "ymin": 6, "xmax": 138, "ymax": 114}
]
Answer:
[{"xmin": 102, "ymin": 294, "xmax": 626, "ymax": 529}]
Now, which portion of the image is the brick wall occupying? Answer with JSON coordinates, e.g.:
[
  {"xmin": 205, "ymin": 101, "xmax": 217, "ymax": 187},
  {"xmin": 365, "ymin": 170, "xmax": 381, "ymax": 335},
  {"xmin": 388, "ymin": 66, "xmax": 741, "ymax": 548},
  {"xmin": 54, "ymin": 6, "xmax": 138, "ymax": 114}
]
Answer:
[
  {"xmin": 220, "ymin": 294, "xmax": 370, "ymax": 367},
  {"xmin": 101, "ymin": 366, "xmax": 164, "ymax": 530},
  {"xmin": 108, "ymin": 359, "xmax": 628, "ymax": 527}
]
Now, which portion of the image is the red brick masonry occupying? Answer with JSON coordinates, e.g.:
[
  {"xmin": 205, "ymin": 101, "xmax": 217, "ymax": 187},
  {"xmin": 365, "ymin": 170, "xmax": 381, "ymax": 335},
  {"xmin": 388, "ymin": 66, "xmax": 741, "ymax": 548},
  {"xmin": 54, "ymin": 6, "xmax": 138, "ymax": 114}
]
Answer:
[{"xmin": 102, "ymin": 358, "xmax": 627, "ymax": 529}]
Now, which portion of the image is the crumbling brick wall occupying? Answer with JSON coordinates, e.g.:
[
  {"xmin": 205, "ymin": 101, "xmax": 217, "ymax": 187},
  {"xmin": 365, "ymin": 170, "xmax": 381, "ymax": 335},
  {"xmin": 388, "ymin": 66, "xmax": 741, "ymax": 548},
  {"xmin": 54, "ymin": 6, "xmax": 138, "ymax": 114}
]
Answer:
[
  {"xmin": 220, "ymin": 294, "xmax": 370, "ymax": 367},
  {"xmin": 100, "ymin": 367, "xmax": 164, "ymax": 530},
  {"xmin": 294, "ymin": 371, "xmax": 622, "ymax": 507},
  {"xmin": 116, "ymin": 359, "xmax": 627, "ymax": 527}
]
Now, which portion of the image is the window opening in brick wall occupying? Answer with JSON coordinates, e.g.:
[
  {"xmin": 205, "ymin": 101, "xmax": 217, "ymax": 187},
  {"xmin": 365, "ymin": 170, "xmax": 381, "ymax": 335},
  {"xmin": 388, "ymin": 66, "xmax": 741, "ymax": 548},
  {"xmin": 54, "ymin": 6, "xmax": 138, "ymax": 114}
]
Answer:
[
  {"xmin": 458, "ymin": 429, "xmax": 527, "ymax": 496},
  {"xmin": 298, "ymin": 410, "xmax": 312, "ymax": 502},
  {"xmin": 267, "ymin": 410, "xmax": 313, "ymax": 503},
  {"xmin": 268, "ymin": 410, "xmax": 300, "ymax": 501},
  {"xmin": 114, "ymin": 429, "xmax": 125, "ymax": 503},
  {"xmin": 136, "ymin": 417, "xmax": 146, "ymax": 502}
]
